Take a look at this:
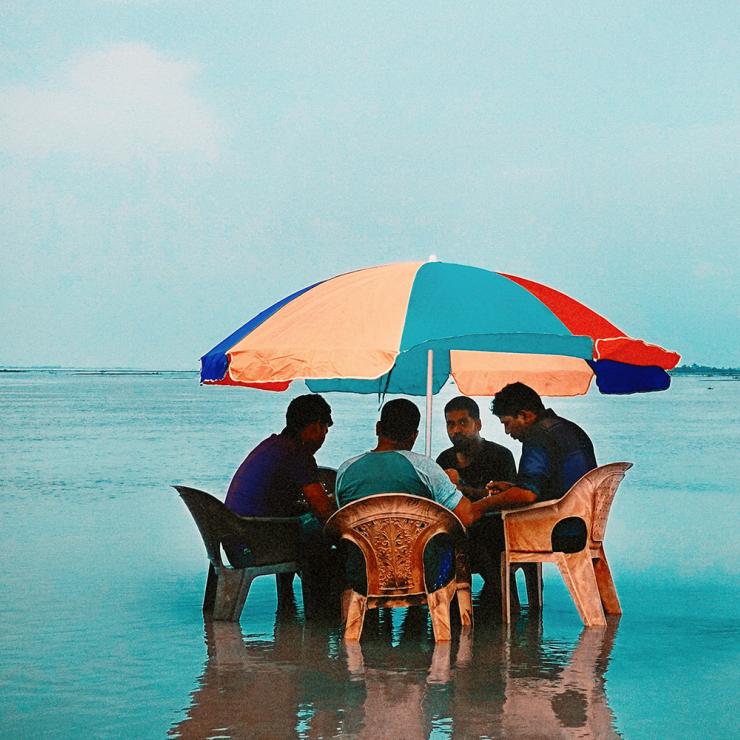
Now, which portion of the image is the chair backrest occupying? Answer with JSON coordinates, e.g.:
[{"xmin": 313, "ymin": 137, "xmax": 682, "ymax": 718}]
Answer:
[
  {"xmin": 173, "ymin": 485, "xmax": 301, "ymax": 568},
  {"xmin": 324, "ymin": 494, "xmax": 465, "ymax": 597},
  {"xmin": 562, "ymin": 463, "xmax": 633, "ymax": 544},
  {"xmin": 318, "ymin": 466, "xmax": 337, "ymax": 495}
]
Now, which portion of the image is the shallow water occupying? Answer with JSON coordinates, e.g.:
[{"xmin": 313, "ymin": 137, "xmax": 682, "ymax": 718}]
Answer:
[{"xmin": 1, "ymin": 371, "xmax": 738, "ymax": 737}]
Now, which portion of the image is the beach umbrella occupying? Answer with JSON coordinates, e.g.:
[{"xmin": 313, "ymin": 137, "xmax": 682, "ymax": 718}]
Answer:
[{"xmin": 201, "ymin": 261, "xmax": 679, "ymax": 454}]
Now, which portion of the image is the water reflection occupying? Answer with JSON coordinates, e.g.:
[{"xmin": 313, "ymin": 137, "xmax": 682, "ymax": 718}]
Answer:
[{"xmin": 170, "ymin": 607, "xmax": 620, "ymax": 738}]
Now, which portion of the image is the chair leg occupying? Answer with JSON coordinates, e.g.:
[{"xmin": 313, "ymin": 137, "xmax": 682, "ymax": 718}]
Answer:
[
  {"xmin": 509, "ymin": 570, "xmax": 522, "ymax": 614},
  {"xmin": 343, "ymin": 590, "xmax": 368, "ymax": 641},
  {"xmin": 593, "ymin": 546, "xmax": 622, "ymax": 615},
  {"xmin": 275, "ymin": 572, "xmax": 295, "ymax": 610},
  {"xmin": 206, "ymin": 565, "xmax": 253, "ymax": 622},
  {"xmin": 555, "ymin": 552, "xmax": 606, "ymax": 627},
  {"xmin": 203, "ymin": 563, "xmax": 218, "ymax": 620},
  {"xmin": 455, "ymin": 580, "xmax": 474, "ymax": 631},
  {"xmin": 501, "ymin": 553, "xmax": 512, "ymax": 623},
  {"xmin": 427, "ymin": 641, "xmax": 452, "ymax": 683},
  {"xmin": 454, "ymin": 546, "xmax": 473, "ymax": 630},
  {"xmin": 523, "ymin": 563, "xmax": 543, "ymax": 610},
  {"xmin": 340, "ymin": 588, "xmax": 353, "ymax": 624},
  {"xmin": 427, "ymin": 580, "xmax": 456, "ymax": 642}
]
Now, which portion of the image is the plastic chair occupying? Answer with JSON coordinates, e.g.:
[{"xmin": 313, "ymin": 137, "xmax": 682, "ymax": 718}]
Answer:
[
  {"xmin": 324, "ymin": 493, "xmax": 473, "ymax": 642},
  {"xmin": 499, "ymin": 462, "xmax": 632, "ymax": 627},
  {"xmin": 173, "ymin": 485, "xmax": 305, "ymax": 622}
]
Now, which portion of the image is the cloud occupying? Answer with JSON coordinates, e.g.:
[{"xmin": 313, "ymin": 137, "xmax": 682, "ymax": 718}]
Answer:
[{"xmin": 0, "ymin": 43, "xmax": 222, "ymax": 163}]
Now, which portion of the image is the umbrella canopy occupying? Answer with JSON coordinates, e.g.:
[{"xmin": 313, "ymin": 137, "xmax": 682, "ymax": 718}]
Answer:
[{"xmin": 201, "ymin": 261, "xmax": 679, "ymax": 398}]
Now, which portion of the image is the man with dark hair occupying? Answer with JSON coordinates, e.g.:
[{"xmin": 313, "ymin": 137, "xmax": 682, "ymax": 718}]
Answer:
[
  {"xmin": 336, "ymin": 398, "xmax": 513, "ymax": 525},
  {"xmin": 436, "ymin": 396, "xmax": 516, "ymax": 499},
  {"xmin": 225, "ymin": 394, "xmax": 337, "ymax": 614},
  {"xmin": 335, "ymin": 398, "xmax": 518, "ymax": 595},
  {"xmin": 435, "ymin": 396, "xmax": 517, "ymax": 597},
  {"xmin": 487, "ymin": 382, "xmax": 597, "ymax": 505},
  {"xmin": 226, "ymin": 393, "xmax": 335, "ymax": 520}
]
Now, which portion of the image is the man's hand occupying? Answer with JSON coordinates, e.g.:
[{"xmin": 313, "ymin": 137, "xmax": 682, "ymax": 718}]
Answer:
[
  {"xmin": 453, "ymin": 484, "xmax": 537, "ymax": 527},
  {"xmin": 486, "ymin": 480, "xmax": 513, "ymax": 495},
  {"xmin": 302, "ymin": 482, "xmax": 337, "ymax": 522},
  {"xmin": 445, "ymin": 468, "xmax": 460, "ymax": 485}
]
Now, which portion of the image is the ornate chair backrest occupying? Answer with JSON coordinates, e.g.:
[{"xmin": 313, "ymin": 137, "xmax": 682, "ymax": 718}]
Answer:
[
  {"xmin": 325, "ymin": 494, "xmax": 465, "ymax": 597},
  {"xmin": 173, "ymin": 485, "xmax": 301, "ymax": 568}
]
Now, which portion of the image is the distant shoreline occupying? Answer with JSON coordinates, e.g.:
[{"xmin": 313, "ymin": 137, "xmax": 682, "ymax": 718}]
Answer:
[
  {"xmin": 0, "ymin": 367, "xmax": 198, "ymax": 375},
  {"xmin": 669, "ymin": 365, "xmax": 740, "ymax": 377},
  {"xmin": 1, "ymin": 364, "xmax": 738, "ymax": 377}
]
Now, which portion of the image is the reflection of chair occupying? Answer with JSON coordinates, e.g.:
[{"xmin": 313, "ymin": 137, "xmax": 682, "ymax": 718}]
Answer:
[
  {"xmin": 502, "ymin": 618, "xmax": 621, "ymax": 737},
  {"xmin": 173, "ymin": 486, "xmax": 304, "ymax": 622},
  {"xmin": 325, "ymin": 493, "xmax": 472, "ymax": 642},
  {"xmin": 500, "ymin": 462, "xmax": 632, "ymax": 627}
]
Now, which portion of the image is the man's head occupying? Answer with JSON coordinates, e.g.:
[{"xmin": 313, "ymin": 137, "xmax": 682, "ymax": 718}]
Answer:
[
  {"xmin": 376, "ymin": 398, "xmax": 420, "ymax": 450},
  {"xmin": 490, "ymin": 382, "xmax": 545, "ymax": 442},
  {"xmin": 285, "ymin": 394, "xmax": 333, "ymax": 453},
  {"xmin": 444, "ymin": 396, "xmax": 482, "ymax": 452}
]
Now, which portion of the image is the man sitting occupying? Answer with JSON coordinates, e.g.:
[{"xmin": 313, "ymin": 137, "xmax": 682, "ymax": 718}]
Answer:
[
  {"xmin": 335, "ymin": 399, "xmax": 521, "ymax": 593},
  {"xmin": 436, "ymin": 396, "xmax": 517, "ymax": 599},
  {"xmin": 225, "ymin": 393, "xmax": 337, "ymax": 612},
  {"xmin": 436, "ymin": 396, "xmax": 516, "ymax": 500},
  {"xmin": 487, "ymin": 382, "xmax": 597, "ymax": 550}
]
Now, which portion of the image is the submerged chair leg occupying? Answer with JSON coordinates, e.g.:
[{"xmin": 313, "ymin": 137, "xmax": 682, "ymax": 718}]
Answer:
[
  {"xmin": 455, "ymin": 581, "xmax": 474, "ymax": 631},
  {"xmin": 206, "ymin": 565, "xmax": 253, "ymax": 622},
  {"xmin": 340, "ymin": 588, "xmax": 353, "ymax": 624},
  {"xmin": 276, "ymin": 572, "xmax": 295, "ymax": 610},
  {"xmin": 427, "ymin": 580, "xmax": 456, "ymax": 642},
  {"xmin": 203, "ymin": 563, "xmax": 219, "ymax": 620},
  {"xmin": 343, "ymin": 590, "xmax": 368, "ymax": 641},
  {"xmin": 501, "ymin": 554, "xmax": 512, "ymax": 623},
  {"xmin": 592, "ymin": 546, "xmax": 622, "ymax": 615},
  {"xmin": 523, "ymin": 563, "xmax": 543, "ymax": 610},
  {"xmin": 555, "ymin": 551, "xmax": 606, "ymax": 627},
  {"xmin": 454, "ymin": 547, "xmax": 473, "ymax": 630}
]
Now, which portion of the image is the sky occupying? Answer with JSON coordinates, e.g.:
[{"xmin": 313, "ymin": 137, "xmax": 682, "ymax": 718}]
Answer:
[{"xmin": 1, "ymin": 1, "xmax": 738, "ymax": 369}]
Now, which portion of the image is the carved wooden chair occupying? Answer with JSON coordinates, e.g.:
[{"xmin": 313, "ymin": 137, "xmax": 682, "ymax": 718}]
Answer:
[
  {"xmin": 324, "ymin": 493, "xmax": 473, "ymax": 642},
  {"xmin": 500, "ymin": 462, "xmax": 632, "ymax": 627},
  {"xmin": 173, "ymin": 485, "xmax": 305, "ymax": 622}
]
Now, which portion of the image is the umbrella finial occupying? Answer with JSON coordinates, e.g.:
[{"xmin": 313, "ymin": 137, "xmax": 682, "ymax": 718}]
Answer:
[{"xmin": 427, "ymin": 253, "xmax": 439, "ymax": 262}]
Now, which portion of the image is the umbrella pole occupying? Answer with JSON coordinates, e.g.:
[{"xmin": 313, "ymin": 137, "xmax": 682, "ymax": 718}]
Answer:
[{"xmin": 425, "ymin": 349, "xmax": 433, "ymax": 457}]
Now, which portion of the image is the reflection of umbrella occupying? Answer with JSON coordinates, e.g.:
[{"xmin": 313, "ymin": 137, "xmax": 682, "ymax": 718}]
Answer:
[{"xmin": 201, "ymin": 261, "xmax": 679, "ymax": 453}]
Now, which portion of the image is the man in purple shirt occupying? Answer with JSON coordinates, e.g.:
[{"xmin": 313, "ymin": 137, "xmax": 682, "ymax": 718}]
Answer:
[
  {"xmin": 225, "ymin": 394, "xmax": 335, "ymax": 521},
  {"xmin": 225, "ymin": 394, "xmax": 337, "ymax": 615}
]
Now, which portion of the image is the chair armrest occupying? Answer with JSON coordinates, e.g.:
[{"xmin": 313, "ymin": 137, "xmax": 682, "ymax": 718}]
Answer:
[
  {"xmin": 500, "ymin": 497, "xmax": 569, "ymax": 552},
  {"xmin": 500, "ymin": 498, "xmax": 559, "ymax": 516},
  {"xmin": 227, "ymin": 516, "xmax": 302, "ymax": 566}
]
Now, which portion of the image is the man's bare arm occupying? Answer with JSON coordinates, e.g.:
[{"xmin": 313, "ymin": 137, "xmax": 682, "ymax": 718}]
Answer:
[
  {"xmin": 302, "ymin": 482, "xmax": 337, "ymax": 522},
  {"xmin": 444, "ymin": 469, "xmax": 494, "ymax": 501},
  {"xmin": 452, "ymin": 486, "xmax": 537, "ymax": 527}
]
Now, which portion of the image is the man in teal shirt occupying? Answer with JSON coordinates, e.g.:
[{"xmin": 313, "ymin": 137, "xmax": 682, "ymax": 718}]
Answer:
[
  {"xmin": 337, "ymin": 398, "xmax": 523, "ymax": 523},
  {"xmin": 336, "ymin": 399, "xmax": 520, "ymax": 592},
  {"xmin": 336, "ymin": 404, "xmax": 462, "ymax": 510}
]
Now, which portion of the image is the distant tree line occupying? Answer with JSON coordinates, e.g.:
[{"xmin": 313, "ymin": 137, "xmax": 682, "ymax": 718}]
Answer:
[{"xmin": 670, "ymin": 364, "xmax": 739, "ymax": 376}]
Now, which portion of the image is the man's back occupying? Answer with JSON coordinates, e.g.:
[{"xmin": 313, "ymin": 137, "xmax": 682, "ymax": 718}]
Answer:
[
  {"xmin": 336, "ymin": 450, "xmax": 461, "ymax": 511},
  {"xmin": 519, "ymin": 410, "xmax": 596, "ymax": 501},
  {"xmin": 225, "ymin": 431, "xmax": 318, "ymax": 517}
]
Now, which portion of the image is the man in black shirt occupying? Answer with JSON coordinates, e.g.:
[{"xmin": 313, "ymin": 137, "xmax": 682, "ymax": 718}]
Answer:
[
  {"xmin": 436, "ymin": 396, "xmax": 516, "ymax": 497},
  {"xmin": 436, "ymin": 396, "xmax": 517, "ymax": 601}
]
